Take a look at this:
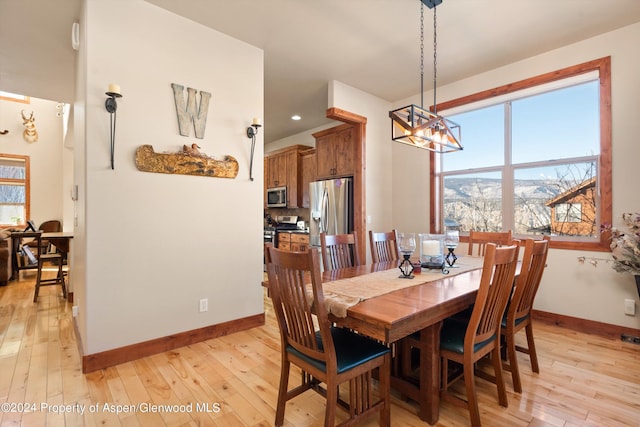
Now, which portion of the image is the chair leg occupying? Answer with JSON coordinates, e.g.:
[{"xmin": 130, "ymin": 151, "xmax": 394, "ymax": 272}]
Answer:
[
  {"xmin": 505, "ymin": 331, "xmax": 522, "ymax": 393},
  {"xmin": 463, "ymin": 359, "xmax": 481, "ymax": 427},
  {"xmin": 324, "ymin": 380, "xmax": 338, "ymax": 427},
  {"xmin": 525, "ymin": 323, "xmax": 540, "ymax": 373},
  {"xmin": 275, "ymin": 359, "xmax": 290, "ymax": 427},
  {"xmin": 491, "ymin": 346, "xmax": 508, "ymax": 407},
  {"xmin": 58, "ymin": 259, "xmax": 67, "ymax": 299},
  {"xmin": 34, "ymin": 257, "xmax": 43, "ymax": 302}
]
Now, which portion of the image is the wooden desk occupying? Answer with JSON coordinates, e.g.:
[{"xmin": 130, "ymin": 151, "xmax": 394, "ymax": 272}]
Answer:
[
  {"xmin": 42, "ymin": 232, "xmax": 73, "ymax": 254},
  {"xmin": 9, "ymin": 231, "xmax": 73, "ymax": 282},
  {"xmin": 321, "ymin": 261, "xmax": 484, "ymax": 425}
]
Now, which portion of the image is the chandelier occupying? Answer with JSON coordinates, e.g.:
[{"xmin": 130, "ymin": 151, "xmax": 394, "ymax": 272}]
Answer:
[{"xmin": 389, "ymin": 0, "xmax": 462, "ymax": 153}]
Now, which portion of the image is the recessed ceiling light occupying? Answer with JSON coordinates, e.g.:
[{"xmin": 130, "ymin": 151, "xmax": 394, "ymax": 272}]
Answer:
[{"xmin": 291, "ymin": 115, "xmax": 301, "ymax": 121}]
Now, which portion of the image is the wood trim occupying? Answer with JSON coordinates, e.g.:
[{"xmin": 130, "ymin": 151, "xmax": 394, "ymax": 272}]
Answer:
[
  {"xmin": 326, "ymin": 107, "xmax": 367, "ymax": 125},
  {"xmin": 0, "ymin": 94, "xmax": 30, "ymax": 104},
  {"xmin": 264, "ymin": 144, "xmax": 313, "ymax": 157},
  {"xmin": 81, "ymin": 313, "xmax": 265, "ymax": 373},
  {"xmin": 532, "ymin": 309, "xmax": 639, "ymax": 340},
  {"xmin": 429, "ymin": 57, "xmax": 612, "ymax": 252}
]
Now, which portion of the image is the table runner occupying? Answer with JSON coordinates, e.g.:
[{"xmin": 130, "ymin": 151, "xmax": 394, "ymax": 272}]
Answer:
[{"xmin": 317, "ymin": 257, "xmax": 485, "ymax": 318}]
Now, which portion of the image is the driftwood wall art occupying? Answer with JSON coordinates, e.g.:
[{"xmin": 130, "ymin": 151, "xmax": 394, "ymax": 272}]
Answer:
[
  {"xmin": 135, "ymin": 144, "xmax": 238, "ymax": 178},
  {"xmin": 171, "ymin": 83, "xmax": 210, "ymax": 139}
]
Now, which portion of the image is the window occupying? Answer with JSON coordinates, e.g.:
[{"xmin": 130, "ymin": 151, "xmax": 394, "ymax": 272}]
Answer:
[
  {"xmin": 555, "ymin": 204, "xmax": 582, "ymax": 223},
  {"xmin": 0, "ymin": 154, "xmax": 30, "ymax": 226},
  {"xmin": 431, "ymin": 57, "xmax": 611, "ymax": 251}
]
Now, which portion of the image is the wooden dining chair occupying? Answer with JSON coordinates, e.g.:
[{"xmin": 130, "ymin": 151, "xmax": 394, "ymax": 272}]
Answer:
[
  {"xmin": 24, "ymin": 219, "xmax": 62, "ymax": 256},
  {"xmin": 439, "ymin": 242, "xmax": 520, "ymax": 427},
  {"xmin": 320, "ymin": 230, "xmax": 362, "ymax": 271},
  {"xmin": 266, "ymin": 246, "xmax": 391, "ymax": 427},
  {"xmin": 501, "ymin": 236, "xmax": 550, "ymax": 393},
  {"xmin": 369, "ymin": 230, "xmax": 400, "ymax": 263},
  {"xmin": 467, "ymin": 230, "xmax": 513, "ymax": 256}
]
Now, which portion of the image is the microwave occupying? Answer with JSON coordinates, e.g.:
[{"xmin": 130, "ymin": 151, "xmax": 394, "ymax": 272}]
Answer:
[{"xmin": 266, "ymin": 186, "xmax": 287, "ymax": 208}]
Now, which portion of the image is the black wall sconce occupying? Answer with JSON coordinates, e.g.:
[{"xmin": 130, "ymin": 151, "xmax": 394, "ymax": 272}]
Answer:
[
  {"xmin": 246, "ymin": 118, "xmax": 261, "ymax": 181},
  {"xmin": 105, "ymin": 84, "xmax": 122, "ymax": 169}
]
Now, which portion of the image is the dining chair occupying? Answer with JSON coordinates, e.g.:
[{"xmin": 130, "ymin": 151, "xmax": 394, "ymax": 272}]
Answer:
[
  {"xmin": 320, "ymin": 230, "xmax": 362, "ymax": 271},
  {"xmin": 34, "ymin": 251, "xmax": 67, "ymax": 303},
  {"xmin": 467, "ymin": 230, "xmax": 513, "ymax": 256},
  {"xmin": 439, "ymin": 242, "xmax": 520, "ymax": 427},
  {"xmin": 25, "ymin": 219, "xmax": 62, "ymax": 256},
  {"xmin": 266, "ymin": 246, "xmax": 391, "ymax": 427},
  {"xmin": 369, "ymin": 230, "xmax": 400, "ymax": 263},
  {"xmin": 501, "ymin": 236, "xmax": 550, "ymax": 393}
]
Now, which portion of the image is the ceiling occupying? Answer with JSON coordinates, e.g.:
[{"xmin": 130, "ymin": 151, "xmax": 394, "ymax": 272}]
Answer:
[{"xmin": 2, "ymin": 0, "xmax": 640, "ymax": 144}]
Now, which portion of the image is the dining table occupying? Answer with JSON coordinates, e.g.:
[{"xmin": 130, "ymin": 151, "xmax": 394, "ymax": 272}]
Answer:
[
  {"xmin": 318, "ymin": 258, "xmax": 487, "ymax": 425},
  {"xmin": 264, "ymin": 254, "xmax": 489, "ymax": 425}
]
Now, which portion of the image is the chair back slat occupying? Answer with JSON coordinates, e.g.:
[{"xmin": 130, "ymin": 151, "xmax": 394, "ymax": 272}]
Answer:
[
  {"xmin": 468, "ymin": 230, "xmax": 513, "ymax": 256},
  {"xmin": 320, "ymin": 231, "xmax": 362, "ymax": 271},
  {"xmin": 467, "ymin": 242, "xmax": 520, "ymax": 345},
  {"xmin": 369, "ymin": 230, "xmax": 400, "ymax": 263},
  {"xmin": 267, "ymin": 246, "xmax": 336, "ymax": 366},
  {"xmin": 510, "ymin": 236, "xmax": 550, "ymax": 323}
]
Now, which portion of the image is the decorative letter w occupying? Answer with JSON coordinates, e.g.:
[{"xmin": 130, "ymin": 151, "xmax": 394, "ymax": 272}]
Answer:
[{"xmin": 171, "ymin": 83, "xmax": 211, "ymax": 139}]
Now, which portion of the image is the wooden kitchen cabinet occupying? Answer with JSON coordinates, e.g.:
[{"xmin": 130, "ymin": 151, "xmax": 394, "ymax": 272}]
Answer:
[
  {"xmin": 290, "ymin": 233, "xmax": 309, "ymax": 252},
  {"xmin": 264, "ymin": 144, "xmax": 311, "ymax": 208},
  {"xmin": 314, "ymin": 124, "xmax": 356, "ymax": 179},
  {"xmin": 277, "ymin": 232, "xmax": 291, "ymax": 251},
  {"xmin": 278, "ymin": 232, "xmax": 309, "ymax": 252},
  {"xmin": 300, "ymin": 148, "xmax": 316, "ymax": 208}
]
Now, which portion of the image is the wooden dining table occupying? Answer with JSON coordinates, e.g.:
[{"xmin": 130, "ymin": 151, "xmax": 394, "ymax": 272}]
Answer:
[{"xmin": 319, "ymin": 260, "xmax": 486, "ymax": 425}]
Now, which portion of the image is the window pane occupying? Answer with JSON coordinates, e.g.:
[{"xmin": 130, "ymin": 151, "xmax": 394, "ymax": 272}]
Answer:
[
  {"xmin": 444, "ymin": 105, "xmax": 504, "ymax": 171},
  {"xmin": 443, "ymin": 171, "xmax": 502, "ymax": 232},
  {"xmin": 512, "ymin": 81, "xmax": 600, "ymax": 164},
  {"xmin": 0, "ymin": 157, "xmax": 26, "ymax": 179},
  {"xmin": 513, "ymin": 162, "xmax": 597, "ymax": 237}
]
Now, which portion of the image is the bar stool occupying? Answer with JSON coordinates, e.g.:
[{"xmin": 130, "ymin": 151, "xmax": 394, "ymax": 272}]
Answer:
[{"xmin": 33, "ymin": 252, "xmax": 67, "ymax": 302}]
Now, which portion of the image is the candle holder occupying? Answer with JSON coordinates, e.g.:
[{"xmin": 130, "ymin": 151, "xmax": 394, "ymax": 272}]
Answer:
[
  {"xmin": 419, "ymin": 233, "xmax": 447, "ymax": 272},
  {"xmin": 397, "ymin": 232, "xmax": 416, "ymax": 279},
  {"xmin": 444, "ymin": 229, "xmax": 459, "ymax": 267},
  {"xmin": 105, "ymin": 84, "xmax": 122, "ymax": 170}
]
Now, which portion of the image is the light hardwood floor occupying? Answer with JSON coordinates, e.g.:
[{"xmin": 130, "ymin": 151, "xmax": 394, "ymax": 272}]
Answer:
[{"xmin": 1, "ymin": 270, "xmax": 639, "ymax": 426}]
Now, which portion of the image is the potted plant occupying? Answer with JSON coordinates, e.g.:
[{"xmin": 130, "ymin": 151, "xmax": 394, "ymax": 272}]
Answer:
[{"xmin": 603, "ymin": 213, "xmax": 640, "ymax": 297}]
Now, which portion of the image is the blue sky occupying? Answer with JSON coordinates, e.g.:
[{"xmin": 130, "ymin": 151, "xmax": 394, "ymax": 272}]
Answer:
[{"xmin": 443, "ymin": 81, "xmax": 600, "ymax": 180}]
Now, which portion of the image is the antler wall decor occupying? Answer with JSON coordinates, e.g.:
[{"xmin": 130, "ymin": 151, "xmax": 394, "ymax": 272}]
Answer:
[{"xmin": 21, "ymin": 110, "xmax": 38, "ymax": 143}]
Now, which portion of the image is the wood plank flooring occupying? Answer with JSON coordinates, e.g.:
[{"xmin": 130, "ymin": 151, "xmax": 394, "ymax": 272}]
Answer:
[{"xmin": 1, "ymin": 271, "xmax": 639, "ymax": 426}]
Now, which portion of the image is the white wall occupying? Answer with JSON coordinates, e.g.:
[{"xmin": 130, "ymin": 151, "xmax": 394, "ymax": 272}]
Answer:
[
  {"xmin": 0, "ymin": 97, "xmax": 65, "ymax": 227},
  {"xmin": 391, "ymin": 22, "xmax": 640, "ymax": 329},
  {"xmin": 77, "ymin": 0, "xmax": 264, "ymax": 354}
]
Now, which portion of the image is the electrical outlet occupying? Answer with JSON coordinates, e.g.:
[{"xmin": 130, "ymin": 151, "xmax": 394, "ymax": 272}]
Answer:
[
  {"xmin": 72, "ymin": 305, "xmax": 79, "ymax": 317},
  {"xmin": 624, "ymin": 298, "xmax": 635, "ymax": 316},
  {"xmin": 199, "ymin": 298, "xmax": 208, "ymax": 313}
]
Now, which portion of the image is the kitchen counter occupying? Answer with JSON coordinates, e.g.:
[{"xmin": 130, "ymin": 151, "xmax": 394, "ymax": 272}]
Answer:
[{"xmin": 277, "ymin": 229, "xmax": 309, "ymax": 235}]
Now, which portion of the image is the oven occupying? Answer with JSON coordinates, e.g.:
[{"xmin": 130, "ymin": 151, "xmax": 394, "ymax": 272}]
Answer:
[{"xmin": 264, "ymin": 227, "xmax": 275, "ymax": 271}]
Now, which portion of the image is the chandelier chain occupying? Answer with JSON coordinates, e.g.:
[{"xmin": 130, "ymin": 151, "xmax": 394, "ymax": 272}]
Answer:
[
  {"xmin": 420, "ymin": 3, "xmax": 424, "ymax": 108},
  {"xmin": 433, "ymin": 4, "xmax": 438, "ymax": 114}
]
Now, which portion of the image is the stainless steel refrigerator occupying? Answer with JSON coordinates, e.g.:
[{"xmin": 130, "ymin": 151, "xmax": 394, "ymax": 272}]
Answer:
[{"xmin": 309, "ymin": 177, "xmax": 353, "ymax": 247}]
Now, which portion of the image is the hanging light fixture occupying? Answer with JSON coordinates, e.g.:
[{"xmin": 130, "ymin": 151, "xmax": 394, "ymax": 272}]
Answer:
[{"xmin": 389, "ymin": 0, "xmax": 462, "ymax": 153}]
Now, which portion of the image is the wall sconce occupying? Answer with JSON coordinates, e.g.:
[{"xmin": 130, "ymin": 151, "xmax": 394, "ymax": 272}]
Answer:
[
  {"xmin": 246, "ymin": 117, "xmax": 261, "ymax": 181},
  {"xmin": 105, "ymin": 84, "xmax": 122, "ymax": 170}
]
